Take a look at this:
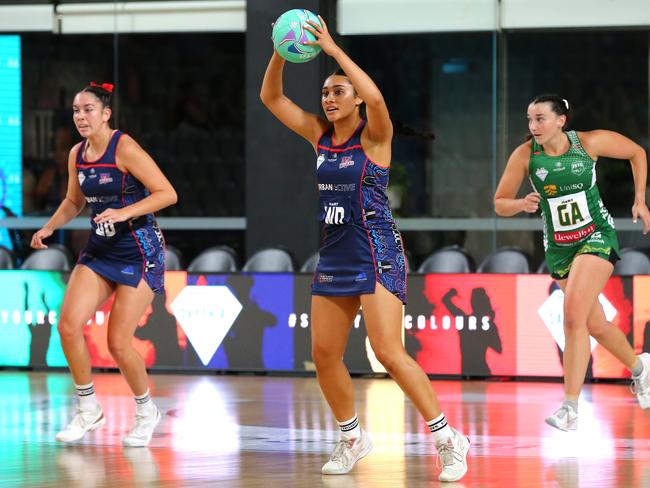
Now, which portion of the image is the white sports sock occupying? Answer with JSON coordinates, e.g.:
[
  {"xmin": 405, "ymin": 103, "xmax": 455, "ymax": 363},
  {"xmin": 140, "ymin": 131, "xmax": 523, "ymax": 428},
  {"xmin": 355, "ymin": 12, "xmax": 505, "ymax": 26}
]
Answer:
[
  {"xmin": 631, "ymin": 358, "xmax": 644, "ymax": 378},
  {"xmin": 75, "ymin": 382, "xmax": 100, "ymax": 411},
  {"xmin": 135, "ymin": 389, "xmax": 155, "ymax": 416},
  {"xmin": 563, "ymin": 399, "xmax": 578, "ymax": 413},
  {"xmin": 338, "ymin": 414, "xmax": 361, "ymax": 440},
  {"xmin": 427, "ymin": 413, "xmax": 454, "ymax": 444}
]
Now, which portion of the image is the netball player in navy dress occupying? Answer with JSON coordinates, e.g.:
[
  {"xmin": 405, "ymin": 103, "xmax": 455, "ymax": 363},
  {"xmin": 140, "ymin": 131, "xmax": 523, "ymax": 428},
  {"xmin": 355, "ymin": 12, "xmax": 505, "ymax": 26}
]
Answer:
[
  {"xmin": 260, "ymin": 16, "xmax": 469, "ymax": 482},
  {"xmin": 31, "ymin": 83, "xmax": 177, "ymax": 447}
]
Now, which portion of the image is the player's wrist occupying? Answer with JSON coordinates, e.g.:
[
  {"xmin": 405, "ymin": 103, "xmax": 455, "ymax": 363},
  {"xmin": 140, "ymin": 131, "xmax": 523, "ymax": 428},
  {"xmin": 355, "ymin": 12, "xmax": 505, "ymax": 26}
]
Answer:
[
  {"xmin": 516, "ymin": 198, "xmax": 526, "ymax": 212},
  {"xmin": 329, "ymin": 46, "xmax": 345, "ymax": 59}
]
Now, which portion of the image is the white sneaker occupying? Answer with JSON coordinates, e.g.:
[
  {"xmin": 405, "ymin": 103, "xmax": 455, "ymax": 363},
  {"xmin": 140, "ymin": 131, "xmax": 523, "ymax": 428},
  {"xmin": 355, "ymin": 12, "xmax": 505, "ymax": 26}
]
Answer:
[
  {"xmin": 631, "ymin": 353, "xmax": 650, "ymax": 409},
  {"xmin": 122, "ymin": 405, "xmax": 162, "ymax": 447},
  {"xmin": 55, "ymin": 406, "xmax": 106, "ymax": 443},
  {"xmin": 321, "ymin": 430, "xmax": 373, "ymax": 475},
  {"xmin": 545, "ymin": 404, "xmax": 578, "ymax": 431},
  {"xmin": 436, "ymin": 428, "xmax": 470, "ymax": 482}
]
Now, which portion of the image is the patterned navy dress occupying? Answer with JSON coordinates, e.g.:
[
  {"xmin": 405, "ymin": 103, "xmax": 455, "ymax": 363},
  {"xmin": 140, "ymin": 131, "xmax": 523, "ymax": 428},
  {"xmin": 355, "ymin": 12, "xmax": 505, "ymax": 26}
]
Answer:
[
  {"xmin": 75, "ymin": 130, "xmax": 165, "ymax": 293},
  {"xmin": 312, "ymin": 120, "xmax": 407, "ymax": 303}
]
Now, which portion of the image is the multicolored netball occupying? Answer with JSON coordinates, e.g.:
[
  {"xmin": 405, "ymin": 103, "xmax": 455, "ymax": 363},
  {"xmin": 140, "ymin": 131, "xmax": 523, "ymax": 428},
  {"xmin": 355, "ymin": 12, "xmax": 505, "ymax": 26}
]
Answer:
[{"xmin": 272, "ymin": 9, "xmax": 322, "ymax": 64}]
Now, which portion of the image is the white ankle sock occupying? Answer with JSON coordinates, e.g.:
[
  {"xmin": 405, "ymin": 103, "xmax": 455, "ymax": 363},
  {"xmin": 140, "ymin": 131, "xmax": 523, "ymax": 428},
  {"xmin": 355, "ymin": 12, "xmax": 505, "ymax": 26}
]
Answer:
[
  {"xmin": 427, "ymin": 413, "xmax": 454, "ymax": 444},
  {"xmin": 563, "ymin": 399, "xmax": 578, "ymax": 413},
  {"xmin": 135, "ymin": 389, "xmax": 155, "ymax": 416},
  {"xmin": 338, "ymin": 414, "xmax": 361, "ymax": 440},
  {"xmin": 75, "ymin": 382, "xmax": 100, "ymax": 411},
  {"xmin": 631, "ymin": 357, "xmax": 644, "ymax": 378}
]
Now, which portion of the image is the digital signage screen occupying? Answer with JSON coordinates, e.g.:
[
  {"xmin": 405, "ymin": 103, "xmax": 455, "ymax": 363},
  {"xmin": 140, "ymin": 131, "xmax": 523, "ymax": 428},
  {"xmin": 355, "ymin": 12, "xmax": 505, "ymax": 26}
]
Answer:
[
  {"xmin": 0, "ymin": 36, "xmax": 22, "ymax": 250},
  {"xmin": 0, "ymin": 271, "xmax": 645, "ymax": 381}
]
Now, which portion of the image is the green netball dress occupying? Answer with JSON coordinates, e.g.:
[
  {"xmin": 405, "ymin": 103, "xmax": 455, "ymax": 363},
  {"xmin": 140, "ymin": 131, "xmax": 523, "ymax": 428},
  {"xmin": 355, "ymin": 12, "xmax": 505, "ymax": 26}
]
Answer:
[{"xmin": 528, "ymin": 130, "xmax": 620, "ymax": 279}]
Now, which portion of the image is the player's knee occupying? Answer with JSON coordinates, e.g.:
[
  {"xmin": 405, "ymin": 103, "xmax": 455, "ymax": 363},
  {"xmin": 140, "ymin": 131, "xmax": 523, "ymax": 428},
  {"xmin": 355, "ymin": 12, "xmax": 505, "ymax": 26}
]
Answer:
[
  {"xmin": 107, "ymin": 337, "xmax": 129, "ymax": 362},
  {"xmin": 586, "ymin": 320, "xmax": 608, "ymax": 339},
  {"xmin": 373, "ymin": 345, "xmax": 404, "ymax": 373},
  {"xmin": 562, "ymin": 295, "xmax": 588, "ymax": 331},
  {"xmin": 57, "ymin": 316, "xmax": 82, "ymax": 342},
  {"xmin": 563, "ymin": 309, "xmax": 587, "ymax": 332},
  {"xmin": 311, "ymin": 342, "xmax": 339, "ymax": 368}
]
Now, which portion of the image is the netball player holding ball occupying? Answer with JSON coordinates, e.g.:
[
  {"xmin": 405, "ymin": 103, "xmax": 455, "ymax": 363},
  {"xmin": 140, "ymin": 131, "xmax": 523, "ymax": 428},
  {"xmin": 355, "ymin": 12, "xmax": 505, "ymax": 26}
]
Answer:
[{"xmin": 260, "ymin": 9, "xmax": 469, "ymax": 482}]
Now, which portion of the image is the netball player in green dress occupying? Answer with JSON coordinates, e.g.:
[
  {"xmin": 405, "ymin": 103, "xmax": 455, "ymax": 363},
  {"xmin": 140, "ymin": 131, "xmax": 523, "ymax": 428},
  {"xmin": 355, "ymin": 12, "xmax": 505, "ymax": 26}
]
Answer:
[{"xmin": 495, "ymin": 94, "xmax": 650, "ymax": 431}]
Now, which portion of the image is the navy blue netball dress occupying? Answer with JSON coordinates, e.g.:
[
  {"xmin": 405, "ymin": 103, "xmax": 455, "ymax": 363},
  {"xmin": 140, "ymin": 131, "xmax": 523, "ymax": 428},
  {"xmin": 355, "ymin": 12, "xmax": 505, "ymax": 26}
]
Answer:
[
  {"xmin": 312, "ymin": 120, "xmax": 407, "ymax": 303},
  {"xmin": 75, "ymin": 130, "xmax": 165, "ymax": 293}
]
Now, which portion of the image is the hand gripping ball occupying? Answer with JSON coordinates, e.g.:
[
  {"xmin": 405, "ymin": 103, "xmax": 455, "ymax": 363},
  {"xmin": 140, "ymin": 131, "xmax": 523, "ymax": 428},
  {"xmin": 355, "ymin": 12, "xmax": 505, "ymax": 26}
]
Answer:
[{"xmin": 272, "ymin": 9, "xmax": 322, "ymax": 63}]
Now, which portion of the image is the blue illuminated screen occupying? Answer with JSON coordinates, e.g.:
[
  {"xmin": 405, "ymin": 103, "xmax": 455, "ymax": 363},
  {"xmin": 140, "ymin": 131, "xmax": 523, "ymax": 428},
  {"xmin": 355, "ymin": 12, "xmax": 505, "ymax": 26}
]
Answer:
[{"xmin": 0, "ymin": 35, "xmax": 21, "ymax": 248}]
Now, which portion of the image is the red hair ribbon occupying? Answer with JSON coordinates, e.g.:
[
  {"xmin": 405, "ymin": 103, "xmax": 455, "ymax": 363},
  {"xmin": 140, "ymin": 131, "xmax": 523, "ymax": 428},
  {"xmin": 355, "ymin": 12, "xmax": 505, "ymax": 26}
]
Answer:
[{"xmin": 89, "ymin": 81, "xmax": 114, "ymax": 93}]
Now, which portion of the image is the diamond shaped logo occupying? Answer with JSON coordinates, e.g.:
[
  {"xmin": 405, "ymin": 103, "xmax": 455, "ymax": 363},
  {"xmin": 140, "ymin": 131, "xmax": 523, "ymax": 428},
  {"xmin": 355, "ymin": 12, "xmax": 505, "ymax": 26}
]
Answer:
[
  {"xmin": 538, "ymin": 289, "xmax": 617, "ymax": 352},
  {"xmin": 170, "ymin": 285, "xmax": 243, "ymax": 366}
]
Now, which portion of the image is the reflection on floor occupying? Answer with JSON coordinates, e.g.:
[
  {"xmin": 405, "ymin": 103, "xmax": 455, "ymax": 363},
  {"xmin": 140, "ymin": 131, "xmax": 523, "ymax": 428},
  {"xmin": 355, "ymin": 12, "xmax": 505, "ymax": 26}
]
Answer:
[{"xmin": 0, "ymin": 372, "xmax": 648, "ymax": 487}]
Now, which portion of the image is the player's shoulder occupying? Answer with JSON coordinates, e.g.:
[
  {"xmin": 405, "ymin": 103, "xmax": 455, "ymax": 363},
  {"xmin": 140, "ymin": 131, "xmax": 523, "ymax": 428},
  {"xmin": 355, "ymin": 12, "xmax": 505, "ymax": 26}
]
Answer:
[
  {"xmin": 114, "ymin": 132, "xmax": 142, "ymax": 154},
  {"xmin": 575, "ymin": 129, "xmax": 607, "ymax": 144},
  {"xmin": 510, "ymin": 140, "xmax": 533, "ymax": 161},
  {"xmin": 69, "ymin": 141, "xmax": 84, "ymax": 160}
]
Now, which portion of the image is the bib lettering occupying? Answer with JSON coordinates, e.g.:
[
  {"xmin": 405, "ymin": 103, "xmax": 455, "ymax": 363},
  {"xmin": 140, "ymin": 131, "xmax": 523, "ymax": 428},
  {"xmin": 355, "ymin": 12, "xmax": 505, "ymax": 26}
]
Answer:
[{"xmin": 548, "ymin": 191, "xmax": 594, "ymax": 243}]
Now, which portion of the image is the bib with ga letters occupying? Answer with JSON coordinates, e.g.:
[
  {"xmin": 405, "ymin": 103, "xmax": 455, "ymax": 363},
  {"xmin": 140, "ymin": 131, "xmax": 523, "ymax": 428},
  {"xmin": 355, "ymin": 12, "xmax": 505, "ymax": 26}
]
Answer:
[{"xmin": 548, "ymin": 191, "xmax": 595, "ymax": 243}]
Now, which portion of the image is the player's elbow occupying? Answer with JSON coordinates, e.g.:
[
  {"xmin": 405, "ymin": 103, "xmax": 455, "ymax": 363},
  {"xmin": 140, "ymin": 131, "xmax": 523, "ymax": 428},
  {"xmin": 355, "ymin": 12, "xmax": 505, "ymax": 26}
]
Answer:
[
  {"xmin": 493, "ymin": 198, "xmax": 506, "ymax": 216},
  {"xmin": 364, "ymin": 93, "xmax": 385, "ymax": 109},
  {"xmin": 168, "ymin": 188, "xmax": 178, "ymax": 206},
  {"xmin": 636, "ymin": 144, "xmax": 647, "ymax": 161},
  {"xmin": 259, "ymin": 89, "xmax": 278, "ymax": 108}
]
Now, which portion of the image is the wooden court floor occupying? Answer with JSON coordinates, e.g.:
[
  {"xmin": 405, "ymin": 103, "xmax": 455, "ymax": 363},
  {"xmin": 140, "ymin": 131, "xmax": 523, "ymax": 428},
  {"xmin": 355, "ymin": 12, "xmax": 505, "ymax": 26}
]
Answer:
[{"xmin": 0, "ymin": 372, "xmax": 649, "ymax": 487}]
